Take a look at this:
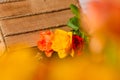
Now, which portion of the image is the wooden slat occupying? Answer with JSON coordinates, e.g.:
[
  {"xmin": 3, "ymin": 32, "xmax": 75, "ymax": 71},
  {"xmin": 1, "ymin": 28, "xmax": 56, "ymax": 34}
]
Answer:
[
  {"xmin": 0, "ymin": 30, "xmax": 6, "ymax": 55},
  {"xmin": 0, "ymin": 0, "xmax": 31, "ymax": 18},
  {"xmin": 0, "ymin": 0, "xmax": 23, "ymax": 3},
  {"xmin": 1, "ymin": 10, "xmax": 73, "ymax": 36},
  {"xmin": 0, "ymin": 0, "xmax": 77, "ymax": 18},
  {"xmin": 5, "ymin": 26, "xmax": 71, "ymax": 50}
]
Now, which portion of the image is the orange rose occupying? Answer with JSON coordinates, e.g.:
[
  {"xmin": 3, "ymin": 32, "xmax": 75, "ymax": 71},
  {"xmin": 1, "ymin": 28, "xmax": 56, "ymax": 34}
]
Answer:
[{"xmin": 38, "ymin": 30, "xmax": 53, "ymax": 57}]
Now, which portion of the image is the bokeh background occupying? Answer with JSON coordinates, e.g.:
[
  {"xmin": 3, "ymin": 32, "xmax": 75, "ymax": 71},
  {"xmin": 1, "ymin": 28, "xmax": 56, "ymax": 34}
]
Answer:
[{"xmin": 0, "ymin": 0, "xmax": 120, "ymax": 80}]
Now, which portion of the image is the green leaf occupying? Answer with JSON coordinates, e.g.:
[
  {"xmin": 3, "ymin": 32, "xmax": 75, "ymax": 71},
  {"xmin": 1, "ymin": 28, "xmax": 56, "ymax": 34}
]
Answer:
[
  {"xmin": 72, "ymin": 30, "xmax": 79, "ymax": 35},
  {"xmin": 70, "ymin": 4, "xmax": 79, "ymax": 17},
  {"xmin": 67, "ymin": 16, "xmax": 79, "ymax": 30}
]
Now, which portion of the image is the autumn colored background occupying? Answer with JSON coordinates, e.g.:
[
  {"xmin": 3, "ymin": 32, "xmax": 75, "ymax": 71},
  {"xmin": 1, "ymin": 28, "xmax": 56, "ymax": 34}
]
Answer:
[{"xmin": 0, "ymin": 0, "xmax": 120, "ymax": 80}]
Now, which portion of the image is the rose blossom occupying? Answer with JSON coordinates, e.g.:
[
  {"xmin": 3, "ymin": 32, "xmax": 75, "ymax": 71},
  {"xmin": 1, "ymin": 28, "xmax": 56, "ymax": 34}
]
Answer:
[{"xmin": 38, "ymin": 30, "xmax": 53, "ymax": 57}]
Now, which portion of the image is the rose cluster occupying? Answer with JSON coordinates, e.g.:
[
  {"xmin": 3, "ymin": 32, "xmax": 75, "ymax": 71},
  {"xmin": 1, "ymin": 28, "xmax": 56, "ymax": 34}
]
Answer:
[{"xmin": 37, "ymin": 29, "xmax": 84, "ymax": 58}]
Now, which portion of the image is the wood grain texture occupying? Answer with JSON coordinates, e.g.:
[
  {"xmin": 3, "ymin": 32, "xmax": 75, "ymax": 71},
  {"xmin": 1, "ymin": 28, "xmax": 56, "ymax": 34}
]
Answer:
[
  {"xmin": 0, "ymin": 0, "xmax": 78, "ymax": 52},
  {"xmin": 5, "ymin": 26, "xmax": 71, "ymax": 50},
  {"xmin": 0, "ymin": 0, "xmax": 24, "ymax": 3},
  {"xmin": 0, "ymin": 30, "xmax": 6, "ymax": 55},
  {"xmin": 1, "ymin": 10, "xmax": 73, "ymax": 36},
  {"xmin": 0, "ymin": 0, "xmax": 31, "ymax": 18},
  {"xmin": 0, "ymin": 0, "xmax": 77, "ymax": 18}
]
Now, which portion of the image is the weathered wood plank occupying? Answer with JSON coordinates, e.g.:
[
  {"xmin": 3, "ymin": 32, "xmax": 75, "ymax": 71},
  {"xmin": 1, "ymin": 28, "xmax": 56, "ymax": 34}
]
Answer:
[
  {"xmin": 0, "ymin": 30, "xmax": 6, "ymax": 55},
  {"xmin": 5, "ymin": 26, "xmax": 71, "ymax": 50},
  {"xmin": 0, "ymin": 0, "xmax": 31, "ymax": 18},
  {"xmin": 1, "ymin": 10, "xmax": 73, "ymax": 36},
  {"xmin": 0, "ymin": 0, "xmax": 24, "ymax": 3},
  {"xmin": 0, "ymin": 0, "xmax": 77, "ymax": 18}
]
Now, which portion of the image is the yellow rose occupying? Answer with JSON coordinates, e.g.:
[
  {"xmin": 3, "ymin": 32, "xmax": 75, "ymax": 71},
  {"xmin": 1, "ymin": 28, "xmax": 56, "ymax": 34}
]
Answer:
[{"xmin": 52, "ymin": 29, "xmax": 74, "ymax": 58}]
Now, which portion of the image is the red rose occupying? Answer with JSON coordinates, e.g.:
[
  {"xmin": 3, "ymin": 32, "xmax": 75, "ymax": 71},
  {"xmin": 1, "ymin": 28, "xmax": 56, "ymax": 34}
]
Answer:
[{"xmin": 72, "ymin": 35, "xmax": 84, "ymax": 55}]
